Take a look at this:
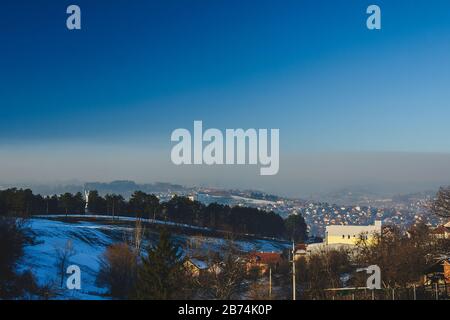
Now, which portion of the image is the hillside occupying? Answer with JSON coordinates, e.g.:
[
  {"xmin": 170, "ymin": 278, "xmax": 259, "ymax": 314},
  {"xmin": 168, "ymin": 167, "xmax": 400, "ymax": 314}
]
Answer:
[{"xmin": 17, "ymin": 216, "xmax": 290, "ymax": 299}]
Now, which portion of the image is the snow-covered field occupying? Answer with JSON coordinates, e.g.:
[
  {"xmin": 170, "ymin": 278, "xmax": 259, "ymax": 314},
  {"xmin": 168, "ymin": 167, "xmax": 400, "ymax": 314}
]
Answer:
[
  {"xmin": 17, "ymin": 216, "xmax": 290, "ymax": 300},
  {"xmin": 230, "ymin": 195, "xmax": 277, "ymax": 205}
]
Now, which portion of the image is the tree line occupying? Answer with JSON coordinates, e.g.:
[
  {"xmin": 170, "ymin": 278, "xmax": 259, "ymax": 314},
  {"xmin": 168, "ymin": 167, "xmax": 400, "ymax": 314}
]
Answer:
[{"xmin": 0, "ymin": 188, "xmax": 307, "ymax": 240}]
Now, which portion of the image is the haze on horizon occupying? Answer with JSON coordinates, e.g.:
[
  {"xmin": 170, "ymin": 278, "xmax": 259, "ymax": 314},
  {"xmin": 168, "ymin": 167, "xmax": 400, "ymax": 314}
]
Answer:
[{"xmin": 1, "ymin": 144, "xmax": 449, "ymax": 199}]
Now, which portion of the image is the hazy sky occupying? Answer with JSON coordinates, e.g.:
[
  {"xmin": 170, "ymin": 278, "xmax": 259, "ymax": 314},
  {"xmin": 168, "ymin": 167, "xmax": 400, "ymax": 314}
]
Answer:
[{"xmin": 1, "ymin": 0, "xmax": 450, "ymax": 197}]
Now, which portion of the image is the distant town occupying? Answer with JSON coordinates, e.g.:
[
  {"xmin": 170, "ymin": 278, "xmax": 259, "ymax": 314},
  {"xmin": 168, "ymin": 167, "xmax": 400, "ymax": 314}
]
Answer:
[{"xmin": 1, "ymin": 180, "xmax": 444, "ymax": 238}]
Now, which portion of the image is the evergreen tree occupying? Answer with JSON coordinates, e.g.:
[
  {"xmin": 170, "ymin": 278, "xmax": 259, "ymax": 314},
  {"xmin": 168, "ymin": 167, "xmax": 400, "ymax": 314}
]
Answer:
[
  {"xmin": 285, "ymin": 213, "xmax": 308, "ymax": 242},
  {"xmin": 136, "ymin": 228, "xmax": 186, "ymax": 299},
  {"xmin": 86, "ymin": 190, "xmax": 107, "ymax": 214}
]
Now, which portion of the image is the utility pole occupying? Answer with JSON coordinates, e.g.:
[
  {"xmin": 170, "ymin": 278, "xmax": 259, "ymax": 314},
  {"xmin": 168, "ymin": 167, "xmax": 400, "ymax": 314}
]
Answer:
[
  {"xmin": 292, "ymin": 241, "xmax": 296, "ymax": 300},
  {"xmin": 435, "ymin": 283, "xmax": 439, "ymax": 300},
  {"xmin": 269, "ymin": 267, "xmax": 272, "ymax": 299}
]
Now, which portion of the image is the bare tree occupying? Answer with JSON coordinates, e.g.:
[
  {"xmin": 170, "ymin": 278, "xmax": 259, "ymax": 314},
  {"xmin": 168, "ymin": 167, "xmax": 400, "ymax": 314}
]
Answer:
[
  {"xmin": 131, "ymin": 219, "xmax": 145, "ymax": 254},
  {"xmin": 121, "ymin": 219, "xmax": 146, "ymax": 255},
  {"xmin": 97, "ymin": 220, "xmax": 144, "ymax": 298},
  {"xmin": 295, "ymin": 247, "xmax": 352, "ymax": 299},
  {"xmin": 355, "ymin": 224, "xmax": 438, "ymax": 289},
  {"xmin": 248, "ymin": 280, "xmax": 274, "ymax": 300},
  {"xmin": 198, "ymin": 241, "xmax": 246, "ymax": 300},
  {"xmin": 54, "ymin": 240, "xmax": 76, "ymax": 288},
  {"xmin": 432, "ymin": 186, "xmax": 450, "ymax": 218},
  {"xmin": 97, "ymin": 242, "xmax": 138, "ymax": 299}
]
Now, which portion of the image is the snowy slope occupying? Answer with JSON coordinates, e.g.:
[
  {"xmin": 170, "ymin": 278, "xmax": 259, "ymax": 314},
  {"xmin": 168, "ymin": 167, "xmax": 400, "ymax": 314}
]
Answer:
[
  {"xmin": 18, "ymin": 219, "xmax": 114, "ymax": 299},
  {"xmin": 18, "ymin": 217, "xmax": 290, "ymax": 300}
]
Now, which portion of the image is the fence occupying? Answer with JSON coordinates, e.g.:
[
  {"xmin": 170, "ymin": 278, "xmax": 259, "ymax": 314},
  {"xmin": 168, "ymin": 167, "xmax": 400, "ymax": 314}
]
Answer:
[{"xmin": 318, "ymin": 283, "xmax": 449, "ymax": 300}]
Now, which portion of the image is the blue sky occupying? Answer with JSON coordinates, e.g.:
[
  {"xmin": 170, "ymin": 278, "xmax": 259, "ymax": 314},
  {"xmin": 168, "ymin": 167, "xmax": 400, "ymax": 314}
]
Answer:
[{"xmin": 1, "ymin": 0, "xmax": 450, "ymax": 194}]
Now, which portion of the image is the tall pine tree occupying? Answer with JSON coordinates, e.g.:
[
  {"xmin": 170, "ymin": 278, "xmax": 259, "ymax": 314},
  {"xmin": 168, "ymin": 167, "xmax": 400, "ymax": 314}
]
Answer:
[
  {"xmin": 285, "ymin": 213, "xmax": 308, "ymax": 242},
  {"xmin": 136, "ymin": 228, "xmax": 186, "ymax": 299}
]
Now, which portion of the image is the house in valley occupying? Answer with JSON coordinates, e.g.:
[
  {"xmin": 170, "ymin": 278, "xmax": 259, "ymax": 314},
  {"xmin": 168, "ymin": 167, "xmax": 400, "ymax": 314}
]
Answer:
[{"xmin": 245, "ymin": 252, "xmax": 284, "ymax": 275}]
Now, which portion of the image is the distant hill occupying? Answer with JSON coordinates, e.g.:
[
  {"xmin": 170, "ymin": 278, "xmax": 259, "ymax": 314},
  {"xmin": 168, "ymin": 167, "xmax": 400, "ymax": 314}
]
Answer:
[
  {"xmin": 84, "ymin": 180, "xmax": 188, "ymax": 198},
  {"xmin": 10, "ymin": 180, "xmax": 189, "ymax": 198}
]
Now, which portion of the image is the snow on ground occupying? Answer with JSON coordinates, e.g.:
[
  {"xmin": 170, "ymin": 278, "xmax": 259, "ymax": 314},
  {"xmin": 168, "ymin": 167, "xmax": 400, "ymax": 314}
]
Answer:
[
  {"xmin": 18, "ymin": 216, "xmax": 290, "ymax": 300},
  {"xmin": 230, "ymin": 195, "xmax": 277, "ymax": 205},
  {"xmin": 36, "ymin": 214, "xmax": 211, "ymax": 231},
  {"xmin": 18, "ymin": 219, "xmax": 115, "ymax": 299}
]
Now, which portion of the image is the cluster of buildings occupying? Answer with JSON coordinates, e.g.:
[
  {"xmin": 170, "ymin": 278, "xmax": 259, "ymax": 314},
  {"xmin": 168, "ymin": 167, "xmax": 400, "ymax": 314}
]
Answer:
[
  {"xmin": 184, "ymin": 221, "xmax": 385, "ymax": 278},
  {"xmin": 165, "ymin": 188, "xmax": 449, "ymax": 286},
  {"xmin": 189, "ymin": 189, "xmax": 444, "ymax": 239},
  {"xmin": 430, "ymin": 221, "xmax": 450, "ymax": 239},
  {"xmin": 183, "ymin": 252, "xmax": 286, "ymax": 278},
  {"xmin": 183, "ymin": 219, "xmax": 450, "ymax": 291}
]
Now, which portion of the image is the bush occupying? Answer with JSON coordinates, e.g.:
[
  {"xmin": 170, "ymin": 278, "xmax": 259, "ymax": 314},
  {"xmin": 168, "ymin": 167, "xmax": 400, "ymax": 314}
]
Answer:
[
  {"xmin": 97, "ymin": 243, "xmax": 138, "ymax": 299},
  {"xmin": 0, "ymin": 217, "xmax": 37, "ymax": 298}
]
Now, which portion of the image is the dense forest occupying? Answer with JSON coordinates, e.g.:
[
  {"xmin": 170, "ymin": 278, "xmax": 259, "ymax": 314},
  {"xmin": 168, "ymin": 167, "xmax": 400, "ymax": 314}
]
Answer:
[{"xmin": 0, "ymin": 188, "xmax": 307, "ymax": 240}]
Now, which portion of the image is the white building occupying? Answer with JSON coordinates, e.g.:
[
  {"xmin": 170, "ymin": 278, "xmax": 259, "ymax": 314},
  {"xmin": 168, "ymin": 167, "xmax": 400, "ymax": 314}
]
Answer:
[{"xmin": 325, "ymin": 221, "xmax": 382, "ymax": 245}]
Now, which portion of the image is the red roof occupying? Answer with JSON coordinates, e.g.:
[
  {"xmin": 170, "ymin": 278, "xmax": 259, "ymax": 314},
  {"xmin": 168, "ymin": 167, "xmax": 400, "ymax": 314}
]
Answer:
[
  {"xmin": 248, "ymin": 252, "xmax": 283, "ymax": 264},
  {"xmin": 295, "ymin": 243, "xmax": 307, "ymax": 251},
  {"xmin": 431, "ymin": 225, "xmax": 449, "ymax": 234}
]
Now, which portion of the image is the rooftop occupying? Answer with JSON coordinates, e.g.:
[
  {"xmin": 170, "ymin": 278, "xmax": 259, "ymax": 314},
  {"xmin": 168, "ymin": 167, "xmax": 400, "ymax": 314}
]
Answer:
[{"xmin": 248, "ymin": 252, "xmax": 283, "ymax": 265}]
